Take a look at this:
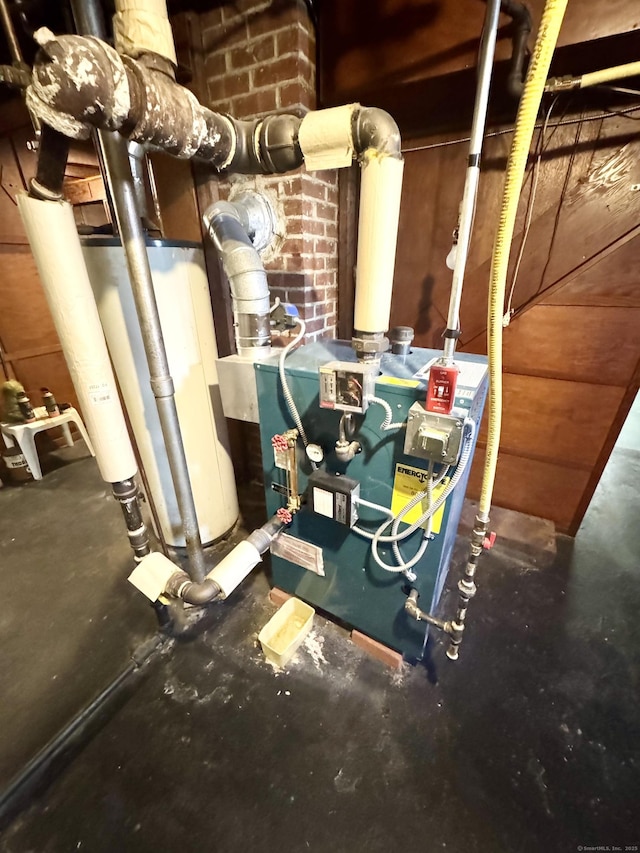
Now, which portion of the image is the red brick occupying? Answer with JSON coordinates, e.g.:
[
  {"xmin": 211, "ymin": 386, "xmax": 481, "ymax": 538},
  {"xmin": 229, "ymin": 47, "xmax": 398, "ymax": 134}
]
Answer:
[
  {"xmin": 299, "ymin": 254, "xmax": 325, "ymax": 271},
  {"xmin": 302, "ymin": 179, "xmax": 326, "ymax": 201},
  {"xmin": 276, "ymin": 24, "xmax": 314, "ymax": 60},
  {"xmin": 200, "ymin": 8, "xmax": 223, "ymax": 30},
  {"xmin": 314, "ymin": 238, "xmax": 336, "ymax": 255},
  {"xmin": 229, "ymin": 35, "xmax": 275, "ymax": 68},
  {"xmin": 202, "ymin": 19, "xmax": 248, "ymax": 52},
  {"xmin": 302, "ymin": 317, "xmax": 326, "ymax": 334},
  {"xmin": 280, "ymin": 237, "xmax": 305, "ymax": 256},
  {"xmin": 247, "ymin": 1, "xmax": 307, "ymax": 40},
  {"xmin": 204, "ymin": 51, "xmax": 227, "ymax": 80},
  {"xmin": 221, "ymin": 70, "xmax": 251, "ymax": 99},
  {"xmin": 283, "ymin": 198, "xmax": 313, "ymax": 218},
  {"xmin": 324, "ymin": 220, "xmax": 338, "ymax": 239},
  {"xmin": 316, "ymin": 200, "xmax": 336, "ymax": 221},
  {"xmin": 230, "ymin": 88, "xmax": 278, "ymax": 118},
  {"xmin": 252, "ymin": 56, "xmax": 306, "ymax": 89},
  {"xmin": 314, "ymin": 271, "xmax": 334, "ymax": 288},
  {"xmin": 268, "ymin": 587, "xmax": 292, "ymax": 607},
  {"xmin": 278, "ymin": 81, "xmax": 315, "ymax": 112},
  {"xmin": 305, "ymin": 218, "xmax": 324, "ymax": 236}
]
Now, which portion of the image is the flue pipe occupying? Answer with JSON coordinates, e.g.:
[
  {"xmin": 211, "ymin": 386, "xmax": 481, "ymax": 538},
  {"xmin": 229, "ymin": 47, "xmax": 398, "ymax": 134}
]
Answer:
[{"xmin": 203, "ymin": 194, "xmax": 275, "ymax": 358}]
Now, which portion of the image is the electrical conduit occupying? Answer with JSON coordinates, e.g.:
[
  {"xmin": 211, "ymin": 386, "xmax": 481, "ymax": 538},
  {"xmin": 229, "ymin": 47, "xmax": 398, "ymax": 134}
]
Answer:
[{"xmin": 448, "ymin": 0, "xmax": 568, "ymax": 661}]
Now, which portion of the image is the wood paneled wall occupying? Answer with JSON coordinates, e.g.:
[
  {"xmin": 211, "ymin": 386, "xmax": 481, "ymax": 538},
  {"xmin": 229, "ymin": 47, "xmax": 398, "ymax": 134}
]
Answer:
[{"xmin": 387, "ymin": 113, "xmax": 640, "ymax": 533}]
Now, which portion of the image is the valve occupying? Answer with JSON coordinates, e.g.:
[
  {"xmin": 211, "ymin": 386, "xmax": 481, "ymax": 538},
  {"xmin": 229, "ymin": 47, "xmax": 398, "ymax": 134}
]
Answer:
[{"xmin": 483, "ymin": 531, "xmax": 497, "ymax": 550}]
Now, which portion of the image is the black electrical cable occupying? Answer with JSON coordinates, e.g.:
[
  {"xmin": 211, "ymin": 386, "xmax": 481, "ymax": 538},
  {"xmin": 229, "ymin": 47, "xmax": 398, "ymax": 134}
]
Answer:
[{"xmin": 402, "ymin": 103, "xmax": 640, "ymax": 153}]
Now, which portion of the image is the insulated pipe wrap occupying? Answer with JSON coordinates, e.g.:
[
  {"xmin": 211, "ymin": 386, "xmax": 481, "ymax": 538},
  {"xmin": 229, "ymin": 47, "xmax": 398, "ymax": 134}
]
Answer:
[
  {"xmin": 28, "ymin": 28, "xmax": 131, "ymax": 140},
  {"xmin": 17, "ymin": 195, "xmax": 137, "ymax": 483},
  {"xmin": 353, "ymin": 152, "xmax": 404, "ymax": 333},
  {"xmin": 113, "ymin": 0, "xmax": 177, "ymax": 66}
]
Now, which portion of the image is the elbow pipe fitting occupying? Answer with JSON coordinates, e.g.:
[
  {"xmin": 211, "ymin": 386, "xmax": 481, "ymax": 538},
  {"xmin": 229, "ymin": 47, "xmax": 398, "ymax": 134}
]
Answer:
[
  {"xmin": 27, "ymin": 29, "xmax": 234, "ymax": 168},
  {"xmin": 404, "ymin": 590, "xmax": 449, "ymax": 632},
  {"xmin": 166, "ymin": 571, "xmax": 222, "ymax": 605},
  {"xmin": 500, "ymin": 0, "xmax": 532, "ymax": 99},
  {"xmin": 247, "ymin": 515, "xmax": 287, "ymax": 554},
  {"xmin": 203, "ymin": 199, "xmax": 272, "ymax": 354},
  {"xmin": 352, "ymin": 106, "xmax": 402, "ymax": 159},
  {"xmin": 227, "ymin": 115, "xmax": 304, "ymax": 174}
]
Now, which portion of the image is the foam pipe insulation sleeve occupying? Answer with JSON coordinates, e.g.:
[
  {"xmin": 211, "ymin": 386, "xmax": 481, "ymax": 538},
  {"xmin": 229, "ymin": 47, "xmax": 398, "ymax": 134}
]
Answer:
[
  {"xmin": 17, "ymin": 195, "xmax": 137, "ymax": 483},
  {"xmin": 353, "ymin": 153, "xmax": 404, "ymax": 334},
  {"xmin": 113, "ymin": 0, "xmax": 177, "ymax": 66},
  {"xmin": 206, "ymin": 541, "xmax": 262, "ymax": 600}
]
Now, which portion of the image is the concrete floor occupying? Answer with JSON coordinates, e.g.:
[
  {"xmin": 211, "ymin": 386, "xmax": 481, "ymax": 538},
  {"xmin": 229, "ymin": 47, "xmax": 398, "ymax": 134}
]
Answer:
[{"xmin": 1, "ymin": 399, "xmax": 640, "ymax": 852}]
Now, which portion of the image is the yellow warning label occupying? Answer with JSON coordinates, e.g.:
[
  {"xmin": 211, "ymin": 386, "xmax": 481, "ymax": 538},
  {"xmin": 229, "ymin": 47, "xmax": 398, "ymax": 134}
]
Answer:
[
  {"xmin": 391, "ymin": 463, "xmax": 447, "ymax": 535},
  {"xmin": 377, "ymin": 376, "xmax": 420, "ymax": 389}
]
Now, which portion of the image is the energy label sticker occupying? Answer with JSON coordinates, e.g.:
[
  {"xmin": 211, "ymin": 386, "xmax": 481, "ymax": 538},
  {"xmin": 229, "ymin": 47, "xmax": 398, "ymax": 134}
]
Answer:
[{"xmin": 391, "ymin": 463, "xmax": 448, "ymax": 535}]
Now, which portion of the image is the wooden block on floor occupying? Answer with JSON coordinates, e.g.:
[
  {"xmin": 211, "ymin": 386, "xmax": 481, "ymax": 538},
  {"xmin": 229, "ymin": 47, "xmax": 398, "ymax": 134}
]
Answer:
[
  {"xmin": 268, "ymin": 587, "xmax": 292, "ymax": 607},
  {"xmin": 351, "ymin": 630, "xmax": 403, "ymax": 670}
]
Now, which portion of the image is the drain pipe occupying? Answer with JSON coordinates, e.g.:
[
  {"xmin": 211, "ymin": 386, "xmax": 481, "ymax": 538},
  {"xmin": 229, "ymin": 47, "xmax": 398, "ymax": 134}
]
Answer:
[
  {"xmin": 501, "ymin": 0, "xmax": 532, "ymax": 100},
  {"xmin": 203, "ymin": 193, "xmax": 275, "ymax": 358},
  {"xmin": 70, "ymin": 0, "xmax": 208, "ymax": 585},
  {"xmin": 131, "ymin": 515, "xmax": 287, "ymax": 606},
  {"xmin": 442, "ymin": 0, "xmax": 501, "ymax": 365},
  {"xmin": 17, "ymin": 190, "xmax": 151, "ymax": 564}
]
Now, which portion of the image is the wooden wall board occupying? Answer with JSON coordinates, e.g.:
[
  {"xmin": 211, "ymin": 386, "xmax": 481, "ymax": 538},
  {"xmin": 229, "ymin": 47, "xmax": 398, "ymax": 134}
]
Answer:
[
  {"xmin": 545, "ymin": 235, "xmax": 640, "ymax": 308},
  {"xmin": 320, "ymin": 0, "xmax": 640, "ymax": 100},
  {"xmin": 498, "ymin": 305, "xmax": 640, "ymax": 387},
  {"xmin": 11, "ymin": 351, "xmax": 79, "ymax": 413},
  {"xmin": 0, "ymin": 247, "xmax": 61, "ymax": 351},
  {"xmin": 467, "ymin": 448, "xmax": 592, "ymax": 534},
  {"xmin": 476, "ymin": 374, "xmax": 625, "ymax": 469}
]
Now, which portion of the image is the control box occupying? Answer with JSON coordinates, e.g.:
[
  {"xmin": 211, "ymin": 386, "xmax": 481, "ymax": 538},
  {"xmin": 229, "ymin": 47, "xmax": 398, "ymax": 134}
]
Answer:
[
  {"xmin": 308, "ymin": 469, "xmax": 359, "ymax": 528},
  {"xmin": 319, "ymin": 361, "xmax": 376, "ymax": 413},
  {"xmin": 404, "ymin": 404, "xmax": 465, "ymax": 465},
  {"xmin": 426, "ymin": 363, "xmax": 459, "ymax": 415}
]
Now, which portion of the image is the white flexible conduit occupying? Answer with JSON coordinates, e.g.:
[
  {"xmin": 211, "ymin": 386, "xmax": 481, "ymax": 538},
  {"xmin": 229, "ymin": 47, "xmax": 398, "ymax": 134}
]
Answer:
[
  {"xmin": 368, "ymin": 396, "xmax": 406, "ymax": 431},
  {"xmin": 278, "ymin": 320, "xmax": 314, "ymax": 454},
  {"xmin": 352, "ymin": 421, "xmax": 475, "ymax": 573}
]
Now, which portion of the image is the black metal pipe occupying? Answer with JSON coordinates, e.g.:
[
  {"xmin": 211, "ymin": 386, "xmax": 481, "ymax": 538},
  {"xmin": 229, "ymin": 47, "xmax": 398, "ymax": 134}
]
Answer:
[
  {"xmin": 0, "ymin": 0, "xmax": 24, "ymax": 67},
  {"xmin": 111, "ymin": 478, "xmax": 151, "ymax": 561},
  {"xmin": 500, "ymin": 0, "xmax": 532, "ymax": 99},
  {"xmin": 29, "ymin": 123, "xmax": 71, "ymax": 200}
]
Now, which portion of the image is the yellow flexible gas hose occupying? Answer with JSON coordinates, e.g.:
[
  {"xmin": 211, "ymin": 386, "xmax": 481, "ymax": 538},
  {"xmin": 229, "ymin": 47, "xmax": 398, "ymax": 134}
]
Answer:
[{"xmin": 478, "ymin": 0, "xmax": 568, "ymax": 521}]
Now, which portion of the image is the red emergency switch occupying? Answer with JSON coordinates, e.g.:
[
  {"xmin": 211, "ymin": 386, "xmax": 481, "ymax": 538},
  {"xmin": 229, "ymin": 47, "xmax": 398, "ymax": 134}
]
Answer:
[{"xmin": 426, "ymin": 364, "xmax": 459, "ymax": 414}]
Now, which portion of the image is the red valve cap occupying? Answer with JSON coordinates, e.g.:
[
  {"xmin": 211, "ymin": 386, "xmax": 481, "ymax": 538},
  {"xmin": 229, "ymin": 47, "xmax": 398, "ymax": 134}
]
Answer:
[{"xmin": 483, "ymin": 531, "xmax": 497, "ymax": 550}]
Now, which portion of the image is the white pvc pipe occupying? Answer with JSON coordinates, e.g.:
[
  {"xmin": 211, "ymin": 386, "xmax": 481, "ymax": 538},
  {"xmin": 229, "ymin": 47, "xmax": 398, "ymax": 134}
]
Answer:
[
  {"xmin": 17, "ymin": 194, "xmax": 137, "ymax": 483},
  {"xmin": 353, "ymin": 152, "xmax": 404, "ymax": 333}
]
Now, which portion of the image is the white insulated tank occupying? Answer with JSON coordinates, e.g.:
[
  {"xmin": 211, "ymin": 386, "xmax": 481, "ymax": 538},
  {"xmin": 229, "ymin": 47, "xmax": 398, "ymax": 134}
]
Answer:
[{"xmin": 82, "ymin": 238, "xmax": 239, "ymax": 546}]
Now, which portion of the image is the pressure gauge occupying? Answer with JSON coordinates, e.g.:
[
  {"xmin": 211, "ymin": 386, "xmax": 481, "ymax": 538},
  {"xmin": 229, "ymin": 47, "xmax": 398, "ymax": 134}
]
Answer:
[{"xmin": 306, "ymin": 443, "xmax": 324, "ymax": 464}]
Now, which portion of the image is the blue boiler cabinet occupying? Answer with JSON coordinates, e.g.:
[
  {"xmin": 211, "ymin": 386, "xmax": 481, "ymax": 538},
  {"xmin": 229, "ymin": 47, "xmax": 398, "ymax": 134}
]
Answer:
[{"xmin": 255, "ymin": 340, "xmax": 488, "ymax": 663}]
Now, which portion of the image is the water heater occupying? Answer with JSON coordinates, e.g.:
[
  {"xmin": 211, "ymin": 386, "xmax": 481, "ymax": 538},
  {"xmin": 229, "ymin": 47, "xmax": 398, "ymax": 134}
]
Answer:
[{"xmin": 83, "ymin": 238, "xmax": 238, "ymax": 546}]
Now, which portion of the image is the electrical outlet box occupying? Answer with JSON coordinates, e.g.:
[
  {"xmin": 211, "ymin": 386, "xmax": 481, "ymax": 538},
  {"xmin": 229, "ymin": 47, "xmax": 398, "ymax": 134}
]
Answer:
[
  {"xmin": 319, "ymin": 361, "xmax": 376, "ymax": 413},
  {"xmin": 308, "ymin": 469, "xmax": 360, "ymax": 527},
  {"xmin": 404, "ymin": 403, "xmax": 464, "ymax": 464}
]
